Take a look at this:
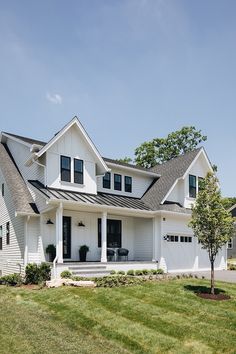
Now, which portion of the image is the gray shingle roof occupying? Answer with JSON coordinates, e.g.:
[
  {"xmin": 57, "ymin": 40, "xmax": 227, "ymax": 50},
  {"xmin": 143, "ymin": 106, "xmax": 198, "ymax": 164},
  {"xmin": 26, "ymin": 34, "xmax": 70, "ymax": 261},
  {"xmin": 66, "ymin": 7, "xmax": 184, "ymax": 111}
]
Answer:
[
  {"xmin": 29, "ymin": 180, "xmax": 151, "ymax": 211},
  {"xmin": 0, "ymin": 143, "xmax": 39, "ymax": 214},
  {"xmin": 103, "ymin": 157, "xmax": 155, "ymax": 173},
  {"xmin": 141, "ymin": 148, "xmax": 202, "ymax": 210},
  {"xmin": 3, "ymin": 132, "xmax": 46, "ymax": 146}
]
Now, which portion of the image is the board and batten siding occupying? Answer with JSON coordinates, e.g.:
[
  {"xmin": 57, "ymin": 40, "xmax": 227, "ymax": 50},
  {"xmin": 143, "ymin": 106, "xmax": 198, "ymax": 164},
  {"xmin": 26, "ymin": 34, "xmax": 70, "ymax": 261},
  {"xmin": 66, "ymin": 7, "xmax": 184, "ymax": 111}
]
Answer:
[
  {"xmin": 97, "ymin": 167, "xmax": 154, "ymax": 199},
  {"xmin": 0, "ymin": 168, "xmax": 25, "ymax": 275}
]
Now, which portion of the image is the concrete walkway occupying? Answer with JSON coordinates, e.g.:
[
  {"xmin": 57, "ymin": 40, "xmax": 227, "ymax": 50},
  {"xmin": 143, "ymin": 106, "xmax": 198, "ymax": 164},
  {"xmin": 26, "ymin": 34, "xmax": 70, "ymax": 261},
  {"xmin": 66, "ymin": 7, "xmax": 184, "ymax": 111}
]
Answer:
[{"xmin": 173, "ymin": 270, "xmax": 236, "ymax": 283}]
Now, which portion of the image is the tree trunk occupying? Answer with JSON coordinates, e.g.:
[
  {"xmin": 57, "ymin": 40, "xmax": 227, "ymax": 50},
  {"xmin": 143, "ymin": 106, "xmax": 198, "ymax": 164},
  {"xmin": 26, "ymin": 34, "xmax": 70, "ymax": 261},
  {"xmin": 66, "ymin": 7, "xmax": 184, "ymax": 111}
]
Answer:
[{"xmin": 210, "ymin": 260, "xmax": 215, "ymax": 295}]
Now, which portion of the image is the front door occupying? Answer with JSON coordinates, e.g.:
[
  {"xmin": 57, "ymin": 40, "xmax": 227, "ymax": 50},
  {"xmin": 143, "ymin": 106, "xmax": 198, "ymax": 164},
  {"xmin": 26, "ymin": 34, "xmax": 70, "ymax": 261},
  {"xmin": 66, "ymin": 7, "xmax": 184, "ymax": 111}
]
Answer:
[{"xmin": 63, "ymin": 216, "xmax": 71, "ymax": 259}]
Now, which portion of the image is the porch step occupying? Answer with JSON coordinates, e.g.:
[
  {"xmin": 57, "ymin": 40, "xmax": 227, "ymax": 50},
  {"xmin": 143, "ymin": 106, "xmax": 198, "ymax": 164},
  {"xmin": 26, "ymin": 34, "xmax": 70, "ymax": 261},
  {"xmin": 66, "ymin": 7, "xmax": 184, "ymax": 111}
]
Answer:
[
  {"xmin": 72, "ymin": 270, "xmax": 112, "ymax": 277},
  {"xmin": 68, "ymin": 265, "xmax": 107, "ymax": 271}
]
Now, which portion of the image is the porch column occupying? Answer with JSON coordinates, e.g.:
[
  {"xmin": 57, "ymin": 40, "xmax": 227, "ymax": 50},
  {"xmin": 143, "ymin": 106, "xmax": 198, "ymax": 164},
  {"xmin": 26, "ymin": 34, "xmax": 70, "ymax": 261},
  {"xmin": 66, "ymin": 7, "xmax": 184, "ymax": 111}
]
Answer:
[
  {"xmin": 101, "ymin": 211, "xmax": 107, "ymax": 262},
  {"xmin": 152, "ymin": 217, "xmax": 158, "ymax": 262},
  {"xmin": 56, "ymin": 203, "xmax": 63, "ymax": 263}
]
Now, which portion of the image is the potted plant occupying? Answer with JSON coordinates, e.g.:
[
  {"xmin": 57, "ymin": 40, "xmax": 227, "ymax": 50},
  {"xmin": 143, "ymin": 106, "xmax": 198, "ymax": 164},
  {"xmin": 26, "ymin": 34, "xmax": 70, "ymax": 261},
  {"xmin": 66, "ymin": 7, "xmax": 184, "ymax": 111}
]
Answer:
[
  {"xmin": 46, "ymin": 244, "xmax": 56, "ymax": 262},
  {"xmin": 79, "ymin": 245, "xmax": 89, "ymax": 262}
]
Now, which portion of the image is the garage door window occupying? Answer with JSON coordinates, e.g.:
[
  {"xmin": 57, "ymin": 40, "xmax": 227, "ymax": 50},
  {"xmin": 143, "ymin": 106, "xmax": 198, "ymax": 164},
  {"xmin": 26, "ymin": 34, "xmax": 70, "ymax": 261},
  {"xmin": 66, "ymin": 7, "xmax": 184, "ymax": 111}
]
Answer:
[{"xmin": 167, "ymin": 235, "xmax": 179, "ymax": 242}]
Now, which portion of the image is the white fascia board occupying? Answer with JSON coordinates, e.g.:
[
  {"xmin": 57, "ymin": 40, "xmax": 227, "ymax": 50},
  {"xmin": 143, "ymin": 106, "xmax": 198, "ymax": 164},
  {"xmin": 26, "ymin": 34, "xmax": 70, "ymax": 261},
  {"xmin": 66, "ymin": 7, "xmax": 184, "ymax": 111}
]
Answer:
[
  {"xmin": 160, "ymin": 177, "xmax": 181, "ymax": 205},
  {"xmin": 105, "ymin": 162, "xmax": 160, "ymax": 177},
  {"xmin": 15, "ymin": 211, "xmax": 40, "ymax": 217},
  {"xmin": 35, "ymin": 116, "xmax": 109, "ymax": 173},
  {"xmin": 182, "ymin": 148, "xmax": 213, "ymax": 179},
  {"xmin": 1, "ymin": 133, "xmax": 32, "ymax": 148}
]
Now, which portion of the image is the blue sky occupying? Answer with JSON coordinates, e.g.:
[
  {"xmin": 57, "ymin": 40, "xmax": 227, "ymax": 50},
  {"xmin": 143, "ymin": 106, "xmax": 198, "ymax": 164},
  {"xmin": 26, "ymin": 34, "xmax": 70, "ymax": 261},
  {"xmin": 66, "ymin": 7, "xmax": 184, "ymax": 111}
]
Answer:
[{"xmin": 0, "ymin": 0, "xmax": 235, "ymax": 196}]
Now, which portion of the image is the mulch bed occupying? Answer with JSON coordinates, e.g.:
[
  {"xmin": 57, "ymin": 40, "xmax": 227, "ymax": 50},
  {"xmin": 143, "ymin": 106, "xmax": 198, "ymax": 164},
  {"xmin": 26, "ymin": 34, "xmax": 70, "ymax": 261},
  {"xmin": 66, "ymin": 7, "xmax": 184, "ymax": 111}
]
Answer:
[{"xmin": 197, "ymin": 293, "xmax": 231, "ymax": 301}]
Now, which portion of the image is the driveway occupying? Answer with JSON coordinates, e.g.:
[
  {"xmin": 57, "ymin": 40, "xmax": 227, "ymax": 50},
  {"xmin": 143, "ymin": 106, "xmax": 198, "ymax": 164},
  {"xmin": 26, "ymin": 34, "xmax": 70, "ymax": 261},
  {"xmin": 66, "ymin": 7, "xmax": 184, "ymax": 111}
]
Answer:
[{"xmin": 172, "ymin": 270, "xmax": 236, "ymax": 283}]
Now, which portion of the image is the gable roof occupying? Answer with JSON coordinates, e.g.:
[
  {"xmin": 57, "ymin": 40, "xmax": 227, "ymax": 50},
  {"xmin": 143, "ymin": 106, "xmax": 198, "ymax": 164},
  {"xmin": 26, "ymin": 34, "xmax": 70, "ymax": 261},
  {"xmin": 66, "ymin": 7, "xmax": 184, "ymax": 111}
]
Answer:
[
  {"xmin": 141, "ymin": 148, "xmax": 203, "ymax": 210},
  {"xmin": 103, "ymin": 157, "xmax": 160, "ymax": 176},
  {"xmin": 0, "ymin": 143, "xmax": 39, "ymax": 215},
  {"xmin": 2, "ymin": 132, "xmax": 46, "ymax": 147}
]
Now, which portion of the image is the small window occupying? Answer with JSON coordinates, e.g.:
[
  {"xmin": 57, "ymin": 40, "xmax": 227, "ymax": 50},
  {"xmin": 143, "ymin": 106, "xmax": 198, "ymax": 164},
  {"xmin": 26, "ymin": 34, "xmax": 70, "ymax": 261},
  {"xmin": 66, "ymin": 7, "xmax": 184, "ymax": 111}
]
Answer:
[
  {"xmin": 74, "ymin": 159, "xmax": 84, "ymax": 184},
  {"xmin": 228, "ymin": 238, "xmax": 233, "ymax": 249},
  {"xmin": 180, "ymin": 236, "xmax": 192, "ymax": 243},
  {"xmin": 1, "ymin": 183, "xmax": 4, "ymax": 197},
  {"xmin": 114, "ymin": 174, "xmax": 122, "ymax": 191},
  {"xmin": 189, "ymin": 175, "xmax": 197, "ymax": 198},
  {"xmin": 61, "ymin": 156, "xmax": 71, "ymax": 182},
  {"xmin": 103, "ymin": 172, "xmax": 111, "ymax": 189},
  {"xmin": 125, "ymin": 176, "xmax": 132, "ymax": 193},
  {"xmin": 0, "ymin": 226, "xmax": 2, "ymax": 250},
  {"xmin": 6, "ymin": 222, "xmax": 10, "ymax": 245},
  {"xmin": 167, "ymin": 235, "xmax": 179, "ymax": 242}
]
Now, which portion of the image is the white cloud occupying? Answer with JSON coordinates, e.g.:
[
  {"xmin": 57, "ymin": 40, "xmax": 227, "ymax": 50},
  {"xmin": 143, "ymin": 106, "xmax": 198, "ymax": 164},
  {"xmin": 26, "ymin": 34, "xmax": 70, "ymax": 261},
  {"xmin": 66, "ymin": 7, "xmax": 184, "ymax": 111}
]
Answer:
[{"xmin": 46, "ymin": 93, "xmax": 62, "ymax": 105}]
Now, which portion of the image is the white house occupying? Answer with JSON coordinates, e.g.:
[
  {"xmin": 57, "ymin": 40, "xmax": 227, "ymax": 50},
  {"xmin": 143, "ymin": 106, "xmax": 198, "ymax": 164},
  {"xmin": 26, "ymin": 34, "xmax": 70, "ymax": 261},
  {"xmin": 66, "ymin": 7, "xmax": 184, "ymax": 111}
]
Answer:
[{"xmin": 0, "ymin": 117, "xmax": 226, "ymax": 277}]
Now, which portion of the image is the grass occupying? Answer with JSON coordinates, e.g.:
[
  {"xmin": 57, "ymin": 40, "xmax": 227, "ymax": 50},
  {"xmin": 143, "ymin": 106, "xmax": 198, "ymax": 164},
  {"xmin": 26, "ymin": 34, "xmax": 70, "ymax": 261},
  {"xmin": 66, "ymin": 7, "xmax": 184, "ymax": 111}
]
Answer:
[{"xmin": 0, "ymin": 279, "xmax": 236, "ymax": 354}]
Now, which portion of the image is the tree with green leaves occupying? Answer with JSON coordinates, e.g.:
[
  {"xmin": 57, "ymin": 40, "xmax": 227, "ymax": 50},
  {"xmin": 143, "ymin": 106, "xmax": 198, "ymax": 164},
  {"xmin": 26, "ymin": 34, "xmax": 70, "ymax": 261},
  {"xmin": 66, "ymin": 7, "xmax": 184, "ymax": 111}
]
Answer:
[
  {"xmin": 116, "ymin": 157, "xmax": 133, "ymax": 164},
  {"xmin": 189, "ymin": 172, "xmax": 234, "ymax": 295},
  {"xmin": 135, "ymin": 126, "xmax": 207, "ymax": 168}
]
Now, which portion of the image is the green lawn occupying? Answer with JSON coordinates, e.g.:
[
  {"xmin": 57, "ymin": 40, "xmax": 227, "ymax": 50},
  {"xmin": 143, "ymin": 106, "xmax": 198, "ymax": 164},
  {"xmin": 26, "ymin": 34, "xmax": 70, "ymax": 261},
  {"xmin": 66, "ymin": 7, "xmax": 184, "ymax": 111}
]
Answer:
[{"xmin": 0, "ymin": 279, "xmax": 236, "ymax": 354}]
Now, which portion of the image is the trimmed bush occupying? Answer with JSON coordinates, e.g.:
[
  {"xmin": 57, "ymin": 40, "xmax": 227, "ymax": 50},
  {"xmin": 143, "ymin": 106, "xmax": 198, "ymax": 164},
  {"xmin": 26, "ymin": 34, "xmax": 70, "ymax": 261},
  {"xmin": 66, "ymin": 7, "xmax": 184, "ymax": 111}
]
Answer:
[
  {"xmin": 117, "ymin": 270, "xmax": 126, "ymax": 275},
  {"xmin": 60, "ymin": 270, "xmax": 72, "ymax": 279},
  {"xmin": 229, "ymin": 264, "xmax": 236, "ymax": 271},
  {"xmin": 142, "ymin": 269, "xmax": 149, "ymax": 275},
  {"xmin": 135, "ymin": 269, "xmax": 143, "ymax": 276},
  {"xmin": 126, "ymin": 269, "xmax": 135, "ymax": 276},
  {"xmin": 157, "ymin": 269, "xmax": 164, "ymax": 275},
  {"xmin": 0, "ymin": 273, "xmax": 22, "ymax": 286},
  {"xmin": 95, "ymin": 275, "xmax": 146, "ymax": 288},
  {"xmin": 110, "ymin": 270, "xmax": 116, "ymax": 275},
  {"xmin": 25, "ymin": 263, "xmax": 51, "ymax": 284},
  {"xmin": 39, "ymin": 262, "xmax": 51, "ymax": 282}
]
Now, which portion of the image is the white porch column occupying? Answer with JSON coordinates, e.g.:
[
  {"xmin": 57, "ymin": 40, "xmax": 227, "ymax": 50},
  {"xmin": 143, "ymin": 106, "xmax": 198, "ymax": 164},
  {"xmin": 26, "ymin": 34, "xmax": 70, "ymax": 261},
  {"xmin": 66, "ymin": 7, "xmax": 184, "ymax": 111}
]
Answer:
[
  {"xmin": 24, "ymin": 216, "xmax": 30, "ymax": 267},
  {"xmin": 56, "ymin": 203, "xmax": 63, "ymax": 263},
  {"xmin": 152, "ymin": 217, "xmax": 158, "ymax": 262},
  {"xmin": 101, "ymin": 211, "xmax": 107, "ymax": 262}
]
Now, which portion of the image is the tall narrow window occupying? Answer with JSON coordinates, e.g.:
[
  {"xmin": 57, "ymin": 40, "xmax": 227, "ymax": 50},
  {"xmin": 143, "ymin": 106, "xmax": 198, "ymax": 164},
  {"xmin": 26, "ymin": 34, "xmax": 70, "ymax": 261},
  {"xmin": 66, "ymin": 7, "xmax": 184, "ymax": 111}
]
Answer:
[
  {"xmin": 6, "ymin": 222, "xmax": 10, "ymax": 245},
  {"xmin": 74, "ymin": 159, "xmax": 83, "ymax": 184},
  {"xmin": 114, "ymin": 174, "xmax": 122, "ymax": 191},
  {"xmin": 1, "ymin": 183, "xmax": 4, "ymax": 197},
  {"xmin": 61, "ymin": 156, "xmax": 71, "ymax": 182},
  {"xmin": 0, "ymin": 226, "xmax": 2, "ymax": 250},
  {"xmin": 228, "ymin": 238, "xmax": 233, "ymax": 249},
  {"xmin": 125, "ymin": 176, "xmax": 132, "ymax": 193},
  {"xmin": 103, "ymin": 172, "xmax": 111, "ymax": 189},
  {"xmin": 189, "ymin": 175, "xmax": 196, "ymax": 198}
]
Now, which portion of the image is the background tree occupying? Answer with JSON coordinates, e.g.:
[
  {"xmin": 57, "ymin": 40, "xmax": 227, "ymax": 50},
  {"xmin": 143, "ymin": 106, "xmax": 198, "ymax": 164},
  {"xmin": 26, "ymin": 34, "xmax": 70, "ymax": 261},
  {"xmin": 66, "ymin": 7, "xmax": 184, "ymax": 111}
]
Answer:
[
  {"xmin": 135, "ymin": 126, "xmax": 207, "ymax": 168},
  {"xmin": 222, "ymin": 197, "xmax": 236, "ymax": 210},
  {"xmin": 189, "ymin": 172, "xmax": 234, "ymax": 295},
  {"xmin": 116, "ymin": 157, "xmax": 133, "ymax": 164}
]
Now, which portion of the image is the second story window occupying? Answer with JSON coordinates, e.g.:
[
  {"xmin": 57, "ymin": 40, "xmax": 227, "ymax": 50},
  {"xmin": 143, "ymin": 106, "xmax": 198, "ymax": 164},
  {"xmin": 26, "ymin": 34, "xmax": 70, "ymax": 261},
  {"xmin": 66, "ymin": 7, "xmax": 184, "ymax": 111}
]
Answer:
[
  {"xmin": 114, "ymin": 174, "xmax": 122, "ymax": 191},
  {"xmin": 74, "ymin": 159, "xmax": 84, "ymax": 184},
  {"xmin": 61, "ymin": 156, "xmax": 71, "ymax": 182},
  {"xmin": 6, "ymin": 222, "xmax": 10, "ymax": 245},
  {"xmin": 0, "ymin": 225, "xmax": 2, "ymax": 250},
  {"xmin": 103, "ymin": 172, "xmax": 111, "ymax": 189},
  {"xmin": 1, "ymin": 183, "xmax": 4, "ymax": 197},
  {"xmin": 125, "ymin": 176, "xmax": 132, "ymax": 193},
  {"xmin": 189, "ymin": 175, "xmax": 196, "ymax": 198}
]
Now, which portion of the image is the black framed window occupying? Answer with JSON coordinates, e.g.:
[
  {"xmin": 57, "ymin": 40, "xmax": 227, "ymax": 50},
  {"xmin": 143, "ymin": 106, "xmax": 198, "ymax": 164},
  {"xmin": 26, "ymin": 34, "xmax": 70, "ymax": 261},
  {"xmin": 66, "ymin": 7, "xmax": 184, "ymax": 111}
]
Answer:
[
  {"xmin": 61, "ymin": 156, "xmax": 71, "ymax": 182},
  {"xmin": 125, "ymin": 176, "xmax": 132, "ymax": 193},
  {"xmin": 0, "ymin": 226, "xmax": 2, "ymax": 250},
  {"xmin": 167, "ymin": 235, "xmax": 179, "ymax": 242},
  {"xmin": 114, "ymin": 174, "xmax": 122, "ymax": 191},
  {"xmin": 103, "ymin": 172, "xmax": 111, "ymax": 189},
  {"xmin": 189, "ymin": 175, "xmax": 197, "ymax": 198},
  {"xmin": 74, "ymin": 159, "xmax": 84, "ymax": 184},
  {"xmin": 6, "ymin": 222, "xmax": 10, "ymax": 245},
  {"xmin": 180, "ymin": 236, "xmax": 192, "ymax": 243},
  {"xmin": 1, "ymin": 183, "xmax": 4, "ymax": 197},
  {"xmin": 98, "ymin": 219, "xmax": 122, "ymax": 248}
]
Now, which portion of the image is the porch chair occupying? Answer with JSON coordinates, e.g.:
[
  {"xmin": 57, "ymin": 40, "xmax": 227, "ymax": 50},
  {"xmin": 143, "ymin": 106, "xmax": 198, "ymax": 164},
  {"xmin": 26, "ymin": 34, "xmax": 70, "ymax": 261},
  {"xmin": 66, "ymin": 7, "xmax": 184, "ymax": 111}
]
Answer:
[
  {"xmin": 107, "ymin": 248, "xmax": 115, "ymax": 261},
  {"xmin": 117, "ymin": 248, "xmax": 129, "ymax": 261}
]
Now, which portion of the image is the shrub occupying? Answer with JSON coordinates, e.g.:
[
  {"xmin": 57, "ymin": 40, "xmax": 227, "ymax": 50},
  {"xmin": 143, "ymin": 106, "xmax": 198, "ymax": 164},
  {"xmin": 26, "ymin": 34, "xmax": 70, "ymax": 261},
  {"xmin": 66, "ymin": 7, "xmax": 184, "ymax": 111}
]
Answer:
[
  {"xmin": 0, "ymin": 273, "xmax": 22, "ymax": 286},
  {"xmin": 25, "ymin": 263, "xmax": 51, "ymax": 284},
  {"xmin": 157, "ymin": 269, "xmax": 164, "ymax": 274},
  {"xmin": 135, "ymin": 269, "xmax": 143, "ymax": 276},
  {"xmin": 60, "ymin": 270, "xmax": 72, "ymax": 279},
  {"xmin": 229, "ymin": 264, "xmax": 236, "ymax": 271},
  {"xmin": 142, "ymin": 269, "xmax": 149, "ymax": 275},
  {"xmin": 150, "ymin": 269, "xmax": 157, "ymax": 275},
  {"xmin": 127, "ymin": 269, "xmax": 135, "ymax": 276},
  {"xmin": 95, "ymin": 275, "xmax": 146, "ymax": 288},
  {"xmin": 110, "ymin": 270, "xmax": 116, "ymax": 275},
  {"xmin": 117, "ymin": 270, "xmax": 126, "ymax": 275}
]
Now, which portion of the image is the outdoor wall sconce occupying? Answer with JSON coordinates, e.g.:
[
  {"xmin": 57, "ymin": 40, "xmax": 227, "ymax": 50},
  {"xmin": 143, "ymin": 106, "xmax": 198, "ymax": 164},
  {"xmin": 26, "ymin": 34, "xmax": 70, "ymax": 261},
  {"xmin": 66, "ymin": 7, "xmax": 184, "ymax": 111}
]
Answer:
[
  {"xmin": 163, "ymin": 235, "xmax": 168, "ymax": 241},
  {"xmin": 78, "ymin": 221, "xmax": 85, "ymax": 227},
  {"xmin": 46, "ymin": 219, "xmax": 54, "ymax": 225}
]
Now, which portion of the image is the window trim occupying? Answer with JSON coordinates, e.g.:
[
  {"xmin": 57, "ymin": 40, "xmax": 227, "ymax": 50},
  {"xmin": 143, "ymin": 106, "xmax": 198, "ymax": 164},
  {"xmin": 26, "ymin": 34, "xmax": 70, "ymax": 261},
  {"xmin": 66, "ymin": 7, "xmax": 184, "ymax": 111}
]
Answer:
[
  {"xmin": 0, "ymin": 225, "xmax": 2, "ymax": 250},
  {"xmin": 74, "ymin": 158, "xmax": 84, "ymax": 185},
  {"xmin": 1, "ymin": 183, "xmax": 4, "ymax": 197},
  {"xmin": 124, "ymin": 176, "xmax": 132, "ymax": 193},
  {"xmin": 103, "ymin": 172, "xmax": 111, "ymax": 189},
  {"xmin": 114, "ymin": 174, "xmax": 122, "ymax": 191},
  {"xmin": 189, "ymin": 174, "xmax": 197, "ymax": 198},
  {"xmin": 61, "ymin": 155, "xmax": 71, "ymax": 182}
]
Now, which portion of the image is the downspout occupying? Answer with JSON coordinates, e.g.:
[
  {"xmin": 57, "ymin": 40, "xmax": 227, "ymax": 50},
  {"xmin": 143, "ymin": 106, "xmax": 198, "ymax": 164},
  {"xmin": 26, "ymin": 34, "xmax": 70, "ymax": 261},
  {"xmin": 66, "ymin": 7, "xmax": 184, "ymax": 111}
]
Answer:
[{"xmin": 24, "ymin": 216, "xmax": 30, "ymax": 267}]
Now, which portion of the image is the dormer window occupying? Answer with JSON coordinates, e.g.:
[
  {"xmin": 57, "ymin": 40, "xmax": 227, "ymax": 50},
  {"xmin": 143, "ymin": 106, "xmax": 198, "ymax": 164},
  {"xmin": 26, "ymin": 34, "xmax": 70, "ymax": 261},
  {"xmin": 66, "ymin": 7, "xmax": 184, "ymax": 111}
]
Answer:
[
  {"xmin": 103, "ymin": 172, "xmax": 111, "ymax": 189},
  {"xmin": 74, "ymin": 159, "xmax": 84, "ymax": 184},
  {"xmin": 61, "ymin": 156, "xmax": 71, "ymax": 182},
  {"xmin": 125, "ymin": 176, "xmax": 132, "ymax": 193},
  {"xmin": 114, "ymin": 174, "xmax": 122, "ymax": 191},
  {"xmin": 189, "ymin": 175, "xmax": 196, "ymax": 198}
]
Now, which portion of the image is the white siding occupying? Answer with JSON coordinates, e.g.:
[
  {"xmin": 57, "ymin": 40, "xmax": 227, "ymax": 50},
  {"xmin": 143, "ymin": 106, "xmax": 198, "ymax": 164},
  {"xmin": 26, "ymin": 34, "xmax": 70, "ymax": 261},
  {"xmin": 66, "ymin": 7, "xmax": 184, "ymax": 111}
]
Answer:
[
  {"xmin": 0, "ymin": 168, "xmax": 25, "ymax": 275},
  {"xmin": 28, "ymin": 218, "xmax": 41, "ymax": 264},
  {"xmin": 133, "ymin": 218, "xmax": 153, "ymax": 261},
  {"xmin": 97, "ymin": 167, "xmax": 154, "ymax": 198},
  {"xmin": 46, "ymin": 125, "xmax": 97, "ymax": 194}
]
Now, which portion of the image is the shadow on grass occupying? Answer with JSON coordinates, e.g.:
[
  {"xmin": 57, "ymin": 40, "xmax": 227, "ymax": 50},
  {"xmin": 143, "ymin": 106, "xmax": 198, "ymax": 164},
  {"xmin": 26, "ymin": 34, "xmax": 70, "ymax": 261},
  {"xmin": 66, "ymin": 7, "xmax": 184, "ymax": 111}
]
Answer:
[{"xmin": 184, "ymin": 285, "xmax": 225, "ymax": 295}]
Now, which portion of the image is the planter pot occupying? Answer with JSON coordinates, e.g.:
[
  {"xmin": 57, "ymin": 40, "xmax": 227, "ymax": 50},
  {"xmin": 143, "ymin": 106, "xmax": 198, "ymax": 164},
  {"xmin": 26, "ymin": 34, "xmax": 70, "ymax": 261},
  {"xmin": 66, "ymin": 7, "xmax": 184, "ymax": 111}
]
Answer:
[
  {"xmin": 79, "ymin": 250, "xmax": 88, "ymax": 262},
  {"xmin": 48, "ymin": 252, "xmax": 56, "ymax": 262}
]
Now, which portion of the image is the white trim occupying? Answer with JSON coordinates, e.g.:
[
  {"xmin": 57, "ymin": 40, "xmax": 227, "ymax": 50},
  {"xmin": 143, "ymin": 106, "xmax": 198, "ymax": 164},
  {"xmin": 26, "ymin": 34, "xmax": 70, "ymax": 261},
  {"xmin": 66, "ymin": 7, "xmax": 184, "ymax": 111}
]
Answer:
[
  {"xmin": 160, "ymin": 178, "xmax": 181, "ymax": 204},
  {"xmin": 0, "ymin": 133, "xmax": 33, "ymax": 148},
  {"xmin": 105, "ymin": 161, "xmax": 160, "ymax": 177}
]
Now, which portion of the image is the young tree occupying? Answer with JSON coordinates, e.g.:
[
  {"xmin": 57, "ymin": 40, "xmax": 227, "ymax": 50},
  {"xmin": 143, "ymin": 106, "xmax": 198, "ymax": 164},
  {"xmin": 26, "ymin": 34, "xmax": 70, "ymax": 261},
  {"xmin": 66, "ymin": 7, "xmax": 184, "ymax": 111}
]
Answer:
[
  {"xmin": 135, "ymin": 126, "xmax": 207, "ymax": 168},
  {"xmin": 189, "ymin": 172, "xmax": 234, "ymax": 295}
]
